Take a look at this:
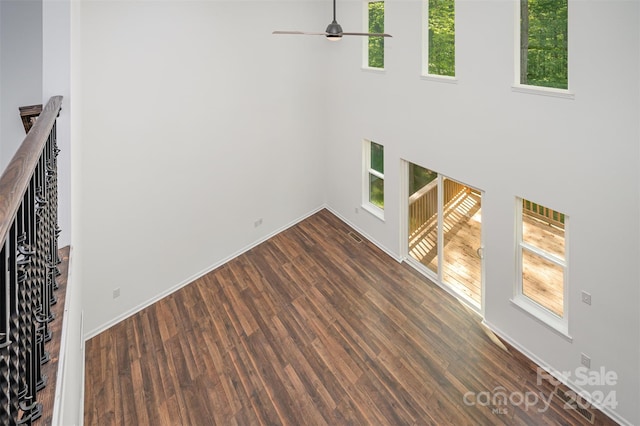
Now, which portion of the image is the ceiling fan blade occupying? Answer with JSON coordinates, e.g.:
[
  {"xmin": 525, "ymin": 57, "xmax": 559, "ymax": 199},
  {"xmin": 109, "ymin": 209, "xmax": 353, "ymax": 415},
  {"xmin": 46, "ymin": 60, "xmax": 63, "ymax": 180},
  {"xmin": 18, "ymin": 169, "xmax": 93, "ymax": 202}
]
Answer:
[
  {"xmin": 341, "ymin": 32, "xmax": 393, "ymax": 37},
  {"xmin": 273, "ymin": 0, "xmax": 393, "ymax": 39},
  {"xmin": 273, "ymin": 31, "xmax": 392, "ymax": 38},
  {"xmin": 272, "ymin": 31, "xmax": 327, "ymax": 36}
]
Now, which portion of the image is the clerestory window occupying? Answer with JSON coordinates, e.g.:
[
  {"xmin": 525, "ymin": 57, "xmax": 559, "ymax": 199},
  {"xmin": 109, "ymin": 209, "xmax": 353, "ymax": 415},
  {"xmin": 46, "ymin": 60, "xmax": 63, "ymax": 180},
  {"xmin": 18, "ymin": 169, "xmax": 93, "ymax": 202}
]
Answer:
[
  {"xmin": 365, "ymin": 1, "xmax": 385, "ymax": 69},
  {"xmin": 423, "ymin": 0, "xmax": 455, "ymax": 77},
  {"xmin": 519, "ymin": 0, "xmax": 568, "ymax": 89}
]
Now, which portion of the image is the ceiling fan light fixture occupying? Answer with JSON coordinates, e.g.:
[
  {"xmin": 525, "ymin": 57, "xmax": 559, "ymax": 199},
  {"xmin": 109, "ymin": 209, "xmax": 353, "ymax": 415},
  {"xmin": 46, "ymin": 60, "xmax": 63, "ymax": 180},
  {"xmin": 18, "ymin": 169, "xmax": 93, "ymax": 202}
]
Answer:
[{"xmin": 325, "ymin": 20, "xmax": 343, "ymax": 40}]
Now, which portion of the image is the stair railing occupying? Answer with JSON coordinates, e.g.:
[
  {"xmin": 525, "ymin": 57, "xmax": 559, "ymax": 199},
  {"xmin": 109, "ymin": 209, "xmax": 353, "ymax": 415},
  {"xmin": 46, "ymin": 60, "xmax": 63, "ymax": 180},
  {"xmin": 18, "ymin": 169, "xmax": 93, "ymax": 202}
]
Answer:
[{"xmin": 0, "ymin": 96, "xmax": 63, "ymax": 425}]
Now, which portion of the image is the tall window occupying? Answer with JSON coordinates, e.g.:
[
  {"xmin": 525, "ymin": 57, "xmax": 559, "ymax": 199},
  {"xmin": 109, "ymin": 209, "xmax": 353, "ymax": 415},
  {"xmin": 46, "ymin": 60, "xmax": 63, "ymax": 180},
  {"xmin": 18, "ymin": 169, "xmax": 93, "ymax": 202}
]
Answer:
[
  {"xmin": 366, "ymin": 1, "xmax": 385, "ymax": 69},
  {"xmin": 424, "ymin": 0, "xmax": 455, "ymax": 77},
  {"xmin": 363, "ymin": 140, "xmax": 384, "ymax": 217},
  {"xmin": 515, "ymin": 198, "xmax": 568, "ymax": 333},
  {"xmin": 519, "ymin": 0, "xmax": 568, "ymax": 89}
]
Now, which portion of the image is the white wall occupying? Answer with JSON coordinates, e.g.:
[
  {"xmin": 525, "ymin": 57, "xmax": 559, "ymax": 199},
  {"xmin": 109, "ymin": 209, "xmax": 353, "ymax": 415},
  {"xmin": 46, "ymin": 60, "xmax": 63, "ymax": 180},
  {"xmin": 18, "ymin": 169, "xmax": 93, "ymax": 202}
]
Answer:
[
  {"xmin": 324, "ymin": 0, "xmax": 639, "ymax": 424},
  {"xmin": 44, "ymin": 0, "xmax": 83, "ymax": 423},
  {"xmin": 71, "ymin": 0, "xmax": 639, "ymax": 424},
  {"xmin": 0, "ymin": 0, "xmax": 42, "ymax": 169},
  {"xmin": 78, "ymin": 0, "xmax": 328, "ymax": 337},
  {"xmin": 43, "ymin": 0, "xmax": 72, "ymax": 248}
]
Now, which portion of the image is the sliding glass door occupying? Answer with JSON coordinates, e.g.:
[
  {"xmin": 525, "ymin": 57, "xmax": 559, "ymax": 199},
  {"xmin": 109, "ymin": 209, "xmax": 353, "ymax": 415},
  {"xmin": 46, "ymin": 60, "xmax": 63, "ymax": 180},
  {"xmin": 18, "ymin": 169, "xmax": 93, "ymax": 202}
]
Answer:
[{"xmin": 406, "ymin": 162, "xmax": 483, "ymax": 310}]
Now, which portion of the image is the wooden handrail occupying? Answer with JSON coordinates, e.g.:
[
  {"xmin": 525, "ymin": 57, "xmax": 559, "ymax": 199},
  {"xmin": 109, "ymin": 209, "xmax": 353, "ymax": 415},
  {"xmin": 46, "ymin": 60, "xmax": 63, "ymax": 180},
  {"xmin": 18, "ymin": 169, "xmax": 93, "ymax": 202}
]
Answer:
[
  {"xmin": 0, "ymin": 96, "xmax": 62, "ymax": 246},
  {"xmin": 409, "ymin": 179, "xmax": 437, "ymax": 205},
  {"xmin": 409, "ymin": 178, "xmax": 469, "ymax": 236}
]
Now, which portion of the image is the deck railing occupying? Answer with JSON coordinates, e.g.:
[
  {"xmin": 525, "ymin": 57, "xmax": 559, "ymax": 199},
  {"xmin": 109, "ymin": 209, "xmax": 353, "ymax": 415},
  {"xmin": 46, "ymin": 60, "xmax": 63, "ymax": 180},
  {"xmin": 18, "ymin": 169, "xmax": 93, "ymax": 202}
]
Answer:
[
  {"xmin": 409, "ymin": 178, "xmax": 566, "ymax": 238},
  {"xmin": 522, "ymin": 199, "xmax": 565, "ymax": 229},
  {"xmin": 0, "ymin": 96, "xmax": 62, "ymax": 425},
  {"xmin": 409, "ymin": 178, "xmax": 468, "ymax": 236}
]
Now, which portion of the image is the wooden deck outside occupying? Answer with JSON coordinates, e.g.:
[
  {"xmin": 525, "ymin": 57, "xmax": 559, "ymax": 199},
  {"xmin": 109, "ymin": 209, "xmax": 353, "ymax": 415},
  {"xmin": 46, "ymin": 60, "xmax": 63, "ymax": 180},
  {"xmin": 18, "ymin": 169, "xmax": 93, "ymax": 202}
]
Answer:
[{"xmin": 409, "ymin": 190, "xmax": 565, "ymax": 316}]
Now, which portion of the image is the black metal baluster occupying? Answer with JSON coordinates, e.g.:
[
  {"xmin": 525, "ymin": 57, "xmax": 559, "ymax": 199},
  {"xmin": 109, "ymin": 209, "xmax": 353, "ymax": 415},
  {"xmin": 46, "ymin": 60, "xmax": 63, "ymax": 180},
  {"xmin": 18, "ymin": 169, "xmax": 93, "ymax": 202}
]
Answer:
[
  {"xmin": 0, "ymin": 237, "xmax": 13, "ymax": 424},
  {"xmin": 16, "ymin": 325, "xmax": 42, "ymax": 424},
  {"xmin": 33, "ymin": 154, "xmax": 50, "ymax": 394},
  {"xmin": 17, "ymin": 179, "xmax": 36, "ymax": 426},
  {"xmin": 8, "ymin": 207, "xmax": 28, "ymax": 425},
  {"xmin": 0, "ymin": 96, "xmax": 62, "ymax": 424}
]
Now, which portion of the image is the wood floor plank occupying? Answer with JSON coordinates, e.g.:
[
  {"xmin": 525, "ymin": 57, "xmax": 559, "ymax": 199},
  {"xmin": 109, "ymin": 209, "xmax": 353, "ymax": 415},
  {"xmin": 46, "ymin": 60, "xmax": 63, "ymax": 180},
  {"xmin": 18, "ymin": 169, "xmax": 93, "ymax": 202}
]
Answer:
[
  {"xmin": 84, "ymin": 209, "xmax": 617, "ymax": 426},
  {"xmin": 269, "ymin": 315, "xmax": 339, "ymax": 414},
  {"xmin": 129, "ymin": 359, "xmax": 151, "ymax": 426}
]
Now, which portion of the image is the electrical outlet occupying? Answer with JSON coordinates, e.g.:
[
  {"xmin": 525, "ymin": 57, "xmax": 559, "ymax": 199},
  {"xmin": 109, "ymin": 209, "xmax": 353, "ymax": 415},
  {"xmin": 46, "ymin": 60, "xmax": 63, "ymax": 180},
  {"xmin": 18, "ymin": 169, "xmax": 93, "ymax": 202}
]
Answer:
[
  {"xmin": 580, "ymin": 353, "xmax": 591, "ymax": 368},
  {"xmin": 581, "ymin": 291, "xmax": 592, "ymax": 305},
  {"xmin": 355, "ymin": 207, "xmax": 359, "ymax": 214},
  {"xmin": 254, "ymin": 218, "xmax": 263, "ymax": 228},
  {"xmin": 113, "ymin": 288, "xmax": 120, "ymax": 299}
]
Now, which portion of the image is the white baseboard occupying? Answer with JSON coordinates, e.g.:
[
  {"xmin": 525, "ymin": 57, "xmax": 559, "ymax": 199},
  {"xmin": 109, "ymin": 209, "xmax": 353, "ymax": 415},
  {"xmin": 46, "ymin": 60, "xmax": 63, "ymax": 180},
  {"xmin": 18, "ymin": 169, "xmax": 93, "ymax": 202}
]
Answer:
[
  {"xmin": 79, "ymin": 309, "xmax": 85, "ymax": 426},
  {"xmin": 52, "ymin": 245, "xmax": 86, "ymax": 426},
  {"xmin": 84, "ymin": 205, "xmax": 326, "ymax": 340},
  {"xmin": 482, "ymin": 319, "xmax": 631, "ymax": 426}
]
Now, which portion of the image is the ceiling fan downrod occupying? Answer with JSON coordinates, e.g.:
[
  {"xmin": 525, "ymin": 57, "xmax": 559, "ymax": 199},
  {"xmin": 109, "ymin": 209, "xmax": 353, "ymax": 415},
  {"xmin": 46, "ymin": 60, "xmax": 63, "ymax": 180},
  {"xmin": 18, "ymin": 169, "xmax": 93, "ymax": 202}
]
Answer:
[{"xmin": 325, "ymin": 0, "xmax": 343, "ymax": 40}]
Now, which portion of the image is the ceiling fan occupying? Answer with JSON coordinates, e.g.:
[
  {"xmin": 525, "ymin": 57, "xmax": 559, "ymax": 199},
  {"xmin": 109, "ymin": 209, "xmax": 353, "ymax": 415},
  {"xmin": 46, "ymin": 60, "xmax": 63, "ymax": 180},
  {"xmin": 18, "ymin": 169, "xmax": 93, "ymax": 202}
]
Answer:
[{"xmin": 272, "ymin": 0, "xmax": 392, "ymax": 41}]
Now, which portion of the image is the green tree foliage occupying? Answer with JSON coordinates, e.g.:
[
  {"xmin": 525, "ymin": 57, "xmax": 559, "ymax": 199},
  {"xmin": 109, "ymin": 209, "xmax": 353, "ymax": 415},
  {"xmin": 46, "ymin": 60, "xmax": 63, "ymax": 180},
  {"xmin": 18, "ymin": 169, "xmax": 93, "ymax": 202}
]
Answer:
[
  {"xmin": 370, "ymin": 142, "xmax": 384, "ymax": 208},
  {"xmin": 370, "ymin": 175, "xmax": 384, "ymax": 208},
  {"xmin": 368, "ymin": 2, "xmax": 384, "ymax": 68},
  {"xmin": 521, "ymin": 0, "xmax": 568, "ymax": 89},
  {"xmin": 428, "ymin": 0, "xmax": 455, "ymax": 76},
  {"xmin": 370, "ymin": 142, "xmax": 384, "ymax": 174},
  {"xmin": 409, "ymin": 163, "xmax": 437, "ymax": 196}
]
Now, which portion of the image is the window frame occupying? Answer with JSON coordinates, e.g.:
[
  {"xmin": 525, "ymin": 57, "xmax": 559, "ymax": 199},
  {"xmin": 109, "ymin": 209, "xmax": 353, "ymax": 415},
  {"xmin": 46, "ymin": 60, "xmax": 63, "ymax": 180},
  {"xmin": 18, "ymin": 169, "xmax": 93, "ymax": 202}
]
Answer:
[
  {"xmin": 362, "ymin": 139, "xmax": 385, "ymax": 220},
  {"xmin": 513, "ymin": 0, "xmax": 573, "ymax": 98},
  {"xmin": 512, "ymin": 197, "xmax": 570, "ymax": 338},
  {"xmin": 421, "ymin": 0, "xmax": 457, "ymax": 81},
  {"xmin": 362, "ymin": 0, "xmax": 386, "ymax": 71}
]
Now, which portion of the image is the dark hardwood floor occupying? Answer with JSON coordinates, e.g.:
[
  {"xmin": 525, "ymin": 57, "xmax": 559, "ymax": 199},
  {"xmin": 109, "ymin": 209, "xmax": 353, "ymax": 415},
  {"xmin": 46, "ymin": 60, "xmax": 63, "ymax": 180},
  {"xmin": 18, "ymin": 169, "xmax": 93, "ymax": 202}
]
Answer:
[{"xmin": 84, "ymin": 209, "xmax": 615, "ymax": 425}]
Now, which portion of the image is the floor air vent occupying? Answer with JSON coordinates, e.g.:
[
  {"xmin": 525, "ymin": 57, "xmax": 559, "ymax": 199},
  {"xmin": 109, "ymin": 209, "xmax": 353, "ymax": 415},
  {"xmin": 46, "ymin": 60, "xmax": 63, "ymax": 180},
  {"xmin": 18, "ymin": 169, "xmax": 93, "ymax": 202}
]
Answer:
[
  {"xmin": 348, "ymin": 231, "xmax": 363, "ymax": 243},
  {"xmin": 555, "ymin": 387, "xmax": 595, "ymax": 424}
]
